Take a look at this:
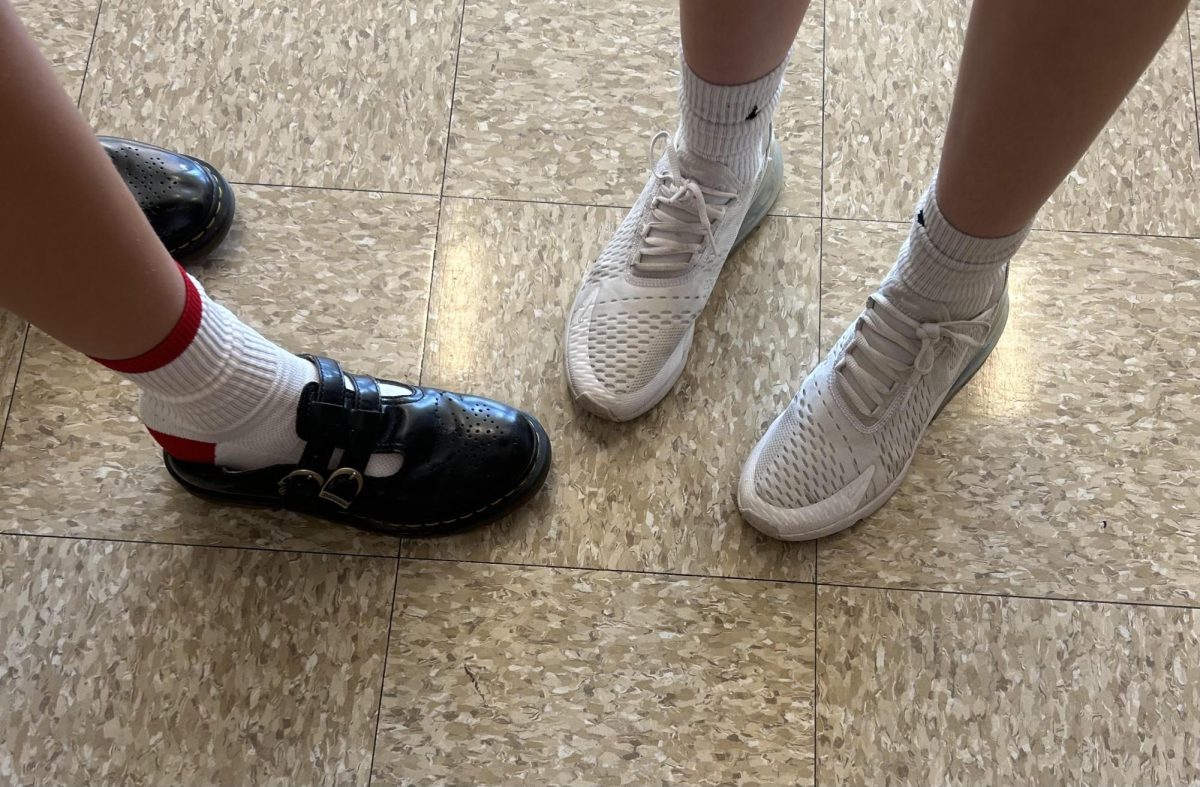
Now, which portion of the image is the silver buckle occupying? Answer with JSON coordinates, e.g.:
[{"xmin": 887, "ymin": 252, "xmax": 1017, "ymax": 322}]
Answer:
[
  {"xmin": 318, "ymin": 467, "xmax": 364, "ymax": 509},
  {"xmin": 278, "ymin": 468, "xmax": 324, "ymax": 497}
]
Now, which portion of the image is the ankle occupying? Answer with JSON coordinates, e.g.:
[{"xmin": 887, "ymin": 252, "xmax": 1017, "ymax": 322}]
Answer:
[
  {"xmin": 920, "ymin": 176, "xmax": 1031, "ymax": 262},
  {"xmin": 677, "ymin": 52, "xmax": 787, "ymax": 183},
  {"xmin": 889, "ymin": 179, "xmax": 1030, "ymax": 320}
]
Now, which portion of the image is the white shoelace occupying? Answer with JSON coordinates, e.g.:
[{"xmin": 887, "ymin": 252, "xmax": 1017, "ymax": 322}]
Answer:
[
  {"xmin": 633, "ymin": 132, "xmax": 737, "ymax": 277},
  {"xmin": 835, "ymin": 293, "xmax": 988, "ymax": 418}
]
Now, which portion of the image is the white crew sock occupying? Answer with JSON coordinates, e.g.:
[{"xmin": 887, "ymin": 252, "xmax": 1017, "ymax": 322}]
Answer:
[
  {"xmin": 885, "ymin": 176, "xmax": 1032, "ymax": 321},
  {"xmin": 676, "ymin": 53, "xmax": 788, "ymax": 183}
]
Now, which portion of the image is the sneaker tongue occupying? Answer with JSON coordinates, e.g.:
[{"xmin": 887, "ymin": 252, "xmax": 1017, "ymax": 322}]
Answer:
[
  {"xmin": 639, "ymin": 190, "xmax": 701, "ymax": 271},
  {"xmin": 839, "ymin": 300, "xmax": 919, "ymax": 416},
  {"xmin": 882, "ymin": 277, "xmax": 953, "ymax": 324},
  {"xmin": 676, "ymin": 148, "xmax": 741, "ymax": 194},
  {"xmin": 849, "ymin": 282, "xmax": 945, "ymax": 381},
  {"xmin": 841, "ymin": 279, "xmax": 957, "ymax": 417},
  {"xmin": 636, "ymin": 152, "xmax": 736, "ymax": 274}
]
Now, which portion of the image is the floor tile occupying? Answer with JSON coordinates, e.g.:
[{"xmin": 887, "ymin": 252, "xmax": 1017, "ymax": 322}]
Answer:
[
  {"xmin": 817, "ymin": 586, "xmax": 1200, "ymax": 785},
  {"xmin": 0, "ymin": 313, "xmax": 26, "ymax": 445},
  {"xmin": 0, "ymin": 187, "xmax": 437, "ymax": 555},
  {"xmin": 373, "ymin": 560, "xmax": 815, "ymax": 787},
  {"xmin": 815, "ymin": 220, "xmax": 1200, "ymax": 604},
  {"xmin": 13, "ymin": 0, "xmax": 98, "ymax": 98},
  {"xmin": 404, "ymin": 198, "xmax": 819, "ymax": 580},
  {"xmin": 1192, "ymin": 4, "xmax": 1200, "ymax": 129},
  {"xmin": 823, "ymin": 0, "xmax": 1200, "ymax": 236},
  {"xmin": 80, "ymin": 0, "xmax": 461, "ymax": 193},
  {"xmin": 444, "ymin": 0, "xmax": 823, "ymax": 216},
  {"xmin": 0, "ymin": 535, "xmax": 392, "ymax": 786}
]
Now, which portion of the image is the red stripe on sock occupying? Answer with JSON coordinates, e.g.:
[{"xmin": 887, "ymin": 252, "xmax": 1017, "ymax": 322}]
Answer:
[
  {"xmin": 147, "ymin": 427, "xmax": 216, "ymax": 464},
  {"xmin": 92, "ymin": 264, "xmax": 203, "ymax": 373}
]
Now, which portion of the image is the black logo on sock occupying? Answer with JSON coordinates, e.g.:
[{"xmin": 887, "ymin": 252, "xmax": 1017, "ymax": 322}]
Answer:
[{"xmin": 745, "ymin": 105, "xmax": 759, "ymax": 120}]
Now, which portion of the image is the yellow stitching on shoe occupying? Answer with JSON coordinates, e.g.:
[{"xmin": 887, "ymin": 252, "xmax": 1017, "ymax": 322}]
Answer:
[
  {"xmin": 359, "ymin": 427, "xmax": 546, "ymax": 529},
  {"xmin": 167, "ymin": 168, "xmax": 225, "ymax": 254}
]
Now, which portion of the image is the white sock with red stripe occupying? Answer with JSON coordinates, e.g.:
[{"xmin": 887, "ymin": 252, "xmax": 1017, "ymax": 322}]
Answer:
[
  {"xmin": 92, "ymin": 267, "xmax": 315, "ymax": 469},
  {"xmin": 92, "ymin": 267, "xmax": 400, "ymax": 476}
]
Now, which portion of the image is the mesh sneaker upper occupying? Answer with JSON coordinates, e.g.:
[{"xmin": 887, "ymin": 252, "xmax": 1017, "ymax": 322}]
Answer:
[
  {"xmin": 565, "ymin": 139, "xmax": 768, "ymax": 410},
  {"xmin": 749, "ymin": 296, "xmax": 998, "ymax": 513}
]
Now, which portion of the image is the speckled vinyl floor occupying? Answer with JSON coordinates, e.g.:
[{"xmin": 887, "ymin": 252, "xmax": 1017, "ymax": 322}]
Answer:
[{"xmin": 2, "ymin": 0, "xmax": 1199, "ymax": 784}]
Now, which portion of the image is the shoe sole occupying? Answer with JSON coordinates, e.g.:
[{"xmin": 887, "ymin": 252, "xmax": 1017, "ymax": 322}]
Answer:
[
  {"xmin": 574, "ymin": 138, "xmax": 785, "ymax": 422},
  {"xmin": 746, "ymin": 292, "xmax": 1009, "ymax": 541},
  {"xmin": 164, "ymin": 414, "xmax": 553, "ymax": 538}
]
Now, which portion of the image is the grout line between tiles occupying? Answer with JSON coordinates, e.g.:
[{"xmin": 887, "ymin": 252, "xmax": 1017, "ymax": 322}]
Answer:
[
  {"xmin": 815, "ymin": 0, "xmax": 827, "ymax": 359},
  {"xmin": 438, "ymin": 0, "xmax": 468, "ymax": 199},
  {"xmin": 418, "ymin": 200, "xmax": 448, "ymax": 387},
  {"xmin": 228, "ymin": 178, "xmax": 824, "ymax": 222},
  {"xmin": 6, "ymin": 532, "xmax": 1197, "ymax": 611},
  {"xmin": 815, "ymin": 578, "xmax": 1200, "ymax": 613},
  {"xmin": 227, "ymin": 180, "xmax": 439, "ymax": 200},
  {"xmin": 824, "ymin": 212, "xmax": 1200, "ymax": 242},
  {"xmin": 74, "ymin": 0, "xmax": 104, "ymax": 108},
  {"xmin": 416, "ymin": 0, "xmax": 468, "ymax": 385},
  {"xmin": 1012, "ymin": 224, "xmax": 1200, "ymax": 243},
  {"xmin": 209, "ymin": 184, "xmax": 1200, "ymax": 244},
  {"xmin": 0, "ymin": 324, "xmax": 31, "ymax": 452},
  {"xmin": 1187, "ymin": 9, "xmax": 1200, "ymax": 162},
  {"xmin": 365, "ymin": 555, "xmax": 401, "ymax": 786},
  {"xmin": 445, "ymin": 193, "xmax": 635, "ymax": 213},
  {"xmin": 811, "ymin": 550, "xmax": 820, "ymax": 787},
  {"xmin": 391, "ymin": 551, "xmax": 819, "ymax": 587},
  {"xmin": 387, "ymin": 553, "xmax": 1200, "ymax": 612},
  {"xmin": 438, "ymin": 193, "xmax": 822, "ymax": 221},
  {"xmin": 813, "ymin": 3, "xmax": 826, "ymax": 782},
  {"xmin": 813, "ymin": 580, "xmax": 820, "ymax": 787},
  {"xmin": 0, "ymin": 530, "xmax": 398, "ymax": 563}
]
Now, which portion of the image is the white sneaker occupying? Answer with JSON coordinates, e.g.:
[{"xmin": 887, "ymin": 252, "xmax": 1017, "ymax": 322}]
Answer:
[
  {"xmin": 738, "ymin": 278, "xmax": 1009, "ymax": 540},
  {"xmin": 564, "ymin": 130, "xmax": 784, "ymax": 421}
]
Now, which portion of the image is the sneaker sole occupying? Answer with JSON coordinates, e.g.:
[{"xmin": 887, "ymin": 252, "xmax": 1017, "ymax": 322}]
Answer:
[
  {"xmin": 745, "ymin": 292, "xmax": 1009, "ymax": 541},
  {"xmin": 574, "ymin": 138, "xmax": 785, "ymax": 422}
]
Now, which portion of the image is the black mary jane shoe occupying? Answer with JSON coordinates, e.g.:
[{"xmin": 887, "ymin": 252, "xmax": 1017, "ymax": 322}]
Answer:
[
  {"xmin": 164, "ymin": 356, "xmax": 552, "ymax": 537},
  {"xmin": 99, "ymin": 136, "xmax": 235, "ymax": 261}
]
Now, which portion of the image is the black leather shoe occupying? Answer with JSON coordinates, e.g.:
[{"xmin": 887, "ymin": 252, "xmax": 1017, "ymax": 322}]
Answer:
[
  {"xmin": 163, "ymin": 356, "xmax": 552, "ymax": 537},
  {"xmin": 100, "ymin": 136, "xmax": 235, "ymax": 261}
]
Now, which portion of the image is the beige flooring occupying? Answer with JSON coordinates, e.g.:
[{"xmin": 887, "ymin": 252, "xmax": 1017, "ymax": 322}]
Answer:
[{"xmin": 2, "ymin": 0, "xmax": 1199, "ymax": 784}]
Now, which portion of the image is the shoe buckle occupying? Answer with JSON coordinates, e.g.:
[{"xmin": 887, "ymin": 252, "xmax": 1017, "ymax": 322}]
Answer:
[
  {"xmin": 319, "ymin": 467, "xmax": 364, "ymax": 509},
  {"xmin": 279, "ymin": 468, "xmax": 325, "ymax": 498}
]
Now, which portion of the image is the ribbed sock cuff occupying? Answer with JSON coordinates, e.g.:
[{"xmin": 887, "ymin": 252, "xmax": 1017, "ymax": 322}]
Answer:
[
  {"xmin": 893, "ymin": 176, "xmax": 1031, "ymax": 315},
  {"xmin": 916, "ymin": 176, "xmax": 1031, "ymax": 265},
  {"xmin": 91, "ymin": 264, "xmax": 202, "ymax": 373},
  {"xmin": 677, "ymin": 52, "xmax": 788, "ymax": 182},
  {"xmin": 679, "ymin": 55, "xmax": 788, "ymax": 124}
]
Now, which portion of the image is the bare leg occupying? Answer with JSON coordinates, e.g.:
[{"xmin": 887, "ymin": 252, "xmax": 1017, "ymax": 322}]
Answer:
[
  {"xmin": 0, "ymin": 0, "xmax": 182, "ymax": 359},
  {"xmin": 938, "ymin": 0, "xmax": 1188, "ymax": 236},
  {"xmin": 680, "ymin": 0, "xmax": 811, "ymax": 84}
]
